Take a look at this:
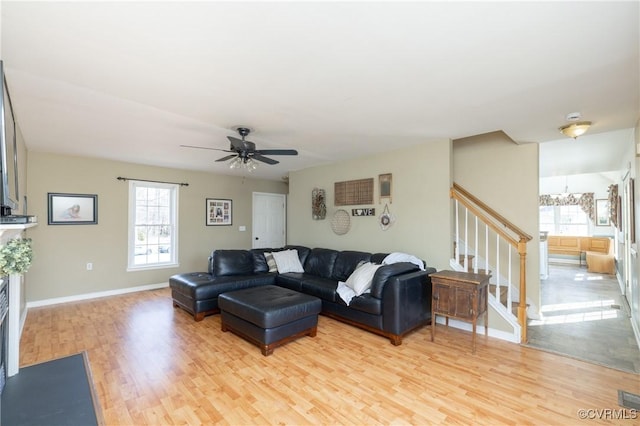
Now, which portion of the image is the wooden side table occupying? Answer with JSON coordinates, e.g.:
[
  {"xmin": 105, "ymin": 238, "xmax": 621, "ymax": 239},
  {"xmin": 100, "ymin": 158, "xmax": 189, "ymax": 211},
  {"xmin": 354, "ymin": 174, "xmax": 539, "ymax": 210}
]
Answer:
[{"xmin": 429, "ymin": 270, "xmax": 490, "ymax": 353}]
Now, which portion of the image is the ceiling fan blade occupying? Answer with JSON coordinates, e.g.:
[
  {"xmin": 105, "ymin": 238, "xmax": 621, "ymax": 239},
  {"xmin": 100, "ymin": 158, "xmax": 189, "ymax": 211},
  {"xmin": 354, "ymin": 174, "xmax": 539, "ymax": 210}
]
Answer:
[
  {"xmin": 255, "ymin": 149, "xmax": 298, "ymax": 156},
  {"xmin": 215, "ymin": 154, "xmax": 238, "ymax": 162},
  {"xmin": 227, "ymin": 136, "xmax": 255, "ymax": 152},
  {"xmin": 252, "ymin": 154, "xmax": 279, "ymax": 165},
  {"xmin": 180, "ymin": 144, "xmax": 233, "ymax": 153}
]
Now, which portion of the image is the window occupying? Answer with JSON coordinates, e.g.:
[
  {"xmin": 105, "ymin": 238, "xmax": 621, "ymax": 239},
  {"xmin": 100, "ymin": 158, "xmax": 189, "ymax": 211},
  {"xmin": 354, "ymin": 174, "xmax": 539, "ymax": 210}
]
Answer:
[
  {"xmin": 128, "ymin": 181, "xmax": 178, "ymax": 270},
  {"xmin": 540, "ymin": 205, "xmax": 589, "ymax": 236}
]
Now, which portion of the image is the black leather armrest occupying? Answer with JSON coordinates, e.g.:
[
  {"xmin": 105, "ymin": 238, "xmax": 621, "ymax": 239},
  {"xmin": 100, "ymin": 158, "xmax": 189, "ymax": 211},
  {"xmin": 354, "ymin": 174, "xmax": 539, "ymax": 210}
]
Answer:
[{"xmin": 381, "ymin": 270, "xmax": 432, "ymax": 335}]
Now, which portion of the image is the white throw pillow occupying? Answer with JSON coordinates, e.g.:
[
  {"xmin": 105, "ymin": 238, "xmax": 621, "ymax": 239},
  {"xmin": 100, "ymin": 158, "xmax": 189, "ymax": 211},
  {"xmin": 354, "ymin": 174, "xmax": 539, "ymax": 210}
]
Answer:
[
  {"xmin": 271, "ymin": 249, "xmax": 305, "ymax": 273},
  {"xmin": 345, "ymin": 262, "xmax": 382, "ymax": 296}
]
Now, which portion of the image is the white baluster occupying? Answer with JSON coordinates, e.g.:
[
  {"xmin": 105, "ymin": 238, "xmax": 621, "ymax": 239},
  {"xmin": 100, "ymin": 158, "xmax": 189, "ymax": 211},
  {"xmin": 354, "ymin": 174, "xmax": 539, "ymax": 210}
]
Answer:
[
  {"xmin": 496, "ymin": 233, "xmax": 500, "ymax": 299},
  {"xmin": 455, "ymin": 200, "xmax": 459, "ymax": 262},
  {"xmin": 507, "ymin": 247, "xmax": 512, "ymax": 312},
  {"xmin": 485, "ymin": 224, "xmax": 489, "ymax": 274},
  {"xmin": 474, "ymin": 216, "xmax": 478, "ymax": 273},
  {"xmin": 464, "ymin": 207, "xmax": 469, "ymax": 270}
]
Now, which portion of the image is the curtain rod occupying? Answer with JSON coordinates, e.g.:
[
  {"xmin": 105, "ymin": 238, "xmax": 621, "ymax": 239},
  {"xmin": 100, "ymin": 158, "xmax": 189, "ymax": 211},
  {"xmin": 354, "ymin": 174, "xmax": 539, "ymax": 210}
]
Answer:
[{"xmin": 117, "ymin": 176, "xmax": 189, "ymax": 187}]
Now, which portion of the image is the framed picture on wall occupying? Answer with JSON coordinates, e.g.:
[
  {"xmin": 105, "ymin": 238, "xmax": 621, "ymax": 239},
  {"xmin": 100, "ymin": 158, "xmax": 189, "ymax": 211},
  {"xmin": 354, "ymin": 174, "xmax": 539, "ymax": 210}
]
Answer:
[
  {"xmin": 595, "ymin": 199, "xmax": 610, "ymax": 226},
  {"xmin": 47, "ymin": 193, "xmax": 98, "ymax": 225},
  {"xmin": 379, "ymin": 173, "xmax": 392, "ymax": 203},
  {"xmin": 206, "ymin": 198, "xmax": 232, "ymax": 226}
]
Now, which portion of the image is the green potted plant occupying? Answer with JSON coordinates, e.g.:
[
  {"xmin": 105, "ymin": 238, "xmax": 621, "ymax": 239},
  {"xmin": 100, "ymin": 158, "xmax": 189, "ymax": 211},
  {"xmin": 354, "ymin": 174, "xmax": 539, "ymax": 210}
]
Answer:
[{"xmin": 0, "ymin": 238, "xmax": 33, "ymax": 276}]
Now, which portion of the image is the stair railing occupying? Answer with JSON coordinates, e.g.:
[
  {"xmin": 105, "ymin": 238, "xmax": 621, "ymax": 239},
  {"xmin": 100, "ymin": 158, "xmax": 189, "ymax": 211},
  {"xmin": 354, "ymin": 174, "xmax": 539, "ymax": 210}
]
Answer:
[{"xmin": 451, "ymin": 183, "xmax": 532, "ymax": 343}]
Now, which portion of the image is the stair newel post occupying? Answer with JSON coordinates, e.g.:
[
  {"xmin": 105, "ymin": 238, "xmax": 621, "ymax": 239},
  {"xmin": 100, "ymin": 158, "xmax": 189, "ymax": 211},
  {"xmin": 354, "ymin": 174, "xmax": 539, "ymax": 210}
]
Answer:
[{"xmin": 517, "ymin": 237, "xmax": 528, "ymax": 343}]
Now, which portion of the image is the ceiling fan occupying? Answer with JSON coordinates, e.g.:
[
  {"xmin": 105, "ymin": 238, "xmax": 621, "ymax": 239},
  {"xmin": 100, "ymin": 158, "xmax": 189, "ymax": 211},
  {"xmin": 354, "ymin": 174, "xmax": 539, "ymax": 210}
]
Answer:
[{"xmin": 180, "ymin": 127, "xmax": 298, "ymax": 170}]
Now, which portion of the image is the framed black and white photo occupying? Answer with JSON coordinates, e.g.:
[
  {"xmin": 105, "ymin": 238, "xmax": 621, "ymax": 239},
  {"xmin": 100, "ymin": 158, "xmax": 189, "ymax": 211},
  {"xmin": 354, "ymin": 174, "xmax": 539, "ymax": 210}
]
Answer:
[
  {"xmin": 48, "ymin": 193, "xmax": 98, "ymax": 225},
  {"xmin": 595, "ymin": 199, "xmax": 610, "ymax": 226},
  {"xmin": 206, "ymin": 198, "xmax": 232, "ymax": 226}
]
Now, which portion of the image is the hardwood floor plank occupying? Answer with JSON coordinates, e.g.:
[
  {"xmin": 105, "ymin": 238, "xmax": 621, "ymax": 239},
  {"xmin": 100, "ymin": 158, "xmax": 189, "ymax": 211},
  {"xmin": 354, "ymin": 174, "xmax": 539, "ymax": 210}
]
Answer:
[{"xmin": 18, "ymin": 288, "xmax": 640, "ymax": 425}]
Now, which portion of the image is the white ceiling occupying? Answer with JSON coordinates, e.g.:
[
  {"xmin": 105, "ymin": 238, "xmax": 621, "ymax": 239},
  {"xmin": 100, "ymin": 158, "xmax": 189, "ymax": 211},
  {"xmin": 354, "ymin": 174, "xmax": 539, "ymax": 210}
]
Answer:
[{"xmin": 1, "ymin": 1, "xmax": 638, "ymax": 181}]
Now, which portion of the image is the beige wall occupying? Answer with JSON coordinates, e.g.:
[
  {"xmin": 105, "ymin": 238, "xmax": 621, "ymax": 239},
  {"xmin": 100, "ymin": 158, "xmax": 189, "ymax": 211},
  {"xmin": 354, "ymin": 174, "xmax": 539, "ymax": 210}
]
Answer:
[
  {"xmin": 24, "ymin": 151, "xmax": 287, "ymax": 302},
  {"xmin": 287, "ymin": 140, "xmax": 452, "ymax": 270},
  {"xmin": 452, "ymin": 131, "xmax": 541, "ymax": 314},
  {"xmin": 23, "ymin": 134, "xmax": 541, "ymax": 339}
]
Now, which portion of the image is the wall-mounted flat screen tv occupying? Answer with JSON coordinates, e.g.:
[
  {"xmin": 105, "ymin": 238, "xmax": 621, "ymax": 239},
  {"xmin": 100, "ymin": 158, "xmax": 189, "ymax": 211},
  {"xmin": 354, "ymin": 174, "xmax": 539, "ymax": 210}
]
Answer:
[{"xmin": 0, "ymin": 61, "xmax": 19, "ymax": 216}]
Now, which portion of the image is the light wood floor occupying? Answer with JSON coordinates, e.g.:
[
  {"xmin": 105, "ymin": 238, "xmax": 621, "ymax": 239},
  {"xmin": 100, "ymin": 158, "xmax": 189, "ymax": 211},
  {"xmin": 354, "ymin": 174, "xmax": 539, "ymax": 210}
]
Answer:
[{"xmin": 19, "ymin": 287, "xmax": 640, "ymax": 425}]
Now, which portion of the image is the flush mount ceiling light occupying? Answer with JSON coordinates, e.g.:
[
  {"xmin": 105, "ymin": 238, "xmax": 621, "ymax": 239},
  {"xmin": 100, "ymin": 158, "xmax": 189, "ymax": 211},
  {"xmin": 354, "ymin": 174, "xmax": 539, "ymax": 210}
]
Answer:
[
  {"xmin": 559, "ymin": 121, "xmax": 592, "ymax": 139},
  {"xmin": 559, "ymin": 112, "xmax": 592, "ymax": 139}
]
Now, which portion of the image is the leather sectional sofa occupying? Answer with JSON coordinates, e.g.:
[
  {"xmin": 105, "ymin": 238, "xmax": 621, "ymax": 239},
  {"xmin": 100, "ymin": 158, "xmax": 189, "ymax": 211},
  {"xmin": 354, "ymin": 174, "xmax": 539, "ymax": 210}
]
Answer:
[{"xmin": 170, "ymin": 245, "xmax": 436, "ymax": 345}]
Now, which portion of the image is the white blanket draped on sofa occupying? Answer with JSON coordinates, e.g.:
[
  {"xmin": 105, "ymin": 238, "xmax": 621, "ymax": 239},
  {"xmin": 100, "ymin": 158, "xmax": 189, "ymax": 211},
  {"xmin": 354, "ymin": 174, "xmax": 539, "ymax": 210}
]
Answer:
[{"xmin": 337, "ymin": 252, "xmax": 424, "ymax": 305}]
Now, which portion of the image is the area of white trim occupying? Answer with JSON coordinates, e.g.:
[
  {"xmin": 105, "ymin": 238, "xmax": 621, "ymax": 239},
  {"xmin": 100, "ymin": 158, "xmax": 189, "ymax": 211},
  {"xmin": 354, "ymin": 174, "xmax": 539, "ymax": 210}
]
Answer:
[
  {"xmin": 435, "ymin": 316, "xmax": 521, "ymax": 344},
  {"xmin": 26, "ymin": 282, "xmax": 169, "ymax": 308}
]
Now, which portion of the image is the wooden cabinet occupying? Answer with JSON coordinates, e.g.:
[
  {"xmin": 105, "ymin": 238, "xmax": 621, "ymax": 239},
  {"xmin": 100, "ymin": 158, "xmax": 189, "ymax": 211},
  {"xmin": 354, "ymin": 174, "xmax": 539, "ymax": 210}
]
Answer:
[{"xmin": 429, "ymin": 270, "xmax": 490, "ymax": 353}]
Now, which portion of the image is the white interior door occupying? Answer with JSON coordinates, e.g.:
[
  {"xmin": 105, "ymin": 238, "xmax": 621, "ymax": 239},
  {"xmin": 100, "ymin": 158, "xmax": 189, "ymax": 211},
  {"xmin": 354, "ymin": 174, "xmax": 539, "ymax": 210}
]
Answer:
[{"xmin": 252, "ymin": 192, "xmax": 286, "ymax": 249}]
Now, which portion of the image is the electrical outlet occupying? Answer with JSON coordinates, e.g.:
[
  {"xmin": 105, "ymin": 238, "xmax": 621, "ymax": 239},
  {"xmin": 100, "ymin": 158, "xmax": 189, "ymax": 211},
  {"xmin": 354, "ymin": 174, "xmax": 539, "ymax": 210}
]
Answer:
[{"xmin": 86, "ymin": 262, "xmax": 93, "ymax": 271}]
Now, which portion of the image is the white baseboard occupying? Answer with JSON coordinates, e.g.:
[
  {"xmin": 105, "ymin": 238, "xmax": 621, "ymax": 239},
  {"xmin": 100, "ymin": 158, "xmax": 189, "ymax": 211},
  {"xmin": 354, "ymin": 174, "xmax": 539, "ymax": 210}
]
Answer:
[
  {"xmin": 26, "ymin": 282, "xmax": 169, "ymax": 308},
  {"xmin": 435, "ymin": 316, "xmax": 520, "ymax": 343}
]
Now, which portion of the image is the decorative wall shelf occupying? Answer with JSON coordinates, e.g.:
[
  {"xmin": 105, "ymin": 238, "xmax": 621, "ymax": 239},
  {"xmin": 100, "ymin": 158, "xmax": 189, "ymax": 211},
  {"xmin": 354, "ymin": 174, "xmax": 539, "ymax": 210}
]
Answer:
[{"xmin": 0, "ymin": 223, "xmax": 37, "ymax": 243}]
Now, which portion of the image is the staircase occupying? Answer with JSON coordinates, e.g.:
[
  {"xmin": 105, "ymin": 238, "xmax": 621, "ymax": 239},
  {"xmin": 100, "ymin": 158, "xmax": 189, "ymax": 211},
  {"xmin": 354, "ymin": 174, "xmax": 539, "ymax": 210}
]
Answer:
[{"xmin": 450, "ymin": 183, "xmax": 532, "ymax": 343}]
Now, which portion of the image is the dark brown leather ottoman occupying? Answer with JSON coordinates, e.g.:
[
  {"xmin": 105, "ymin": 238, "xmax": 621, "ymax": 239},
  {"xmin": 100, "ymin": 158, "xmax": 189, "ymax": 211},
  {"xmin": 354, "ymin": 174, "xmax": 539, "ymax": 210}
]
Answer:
[{"xmin": 218, "ymin": 285, "xmax": 322, "ymax": 356}]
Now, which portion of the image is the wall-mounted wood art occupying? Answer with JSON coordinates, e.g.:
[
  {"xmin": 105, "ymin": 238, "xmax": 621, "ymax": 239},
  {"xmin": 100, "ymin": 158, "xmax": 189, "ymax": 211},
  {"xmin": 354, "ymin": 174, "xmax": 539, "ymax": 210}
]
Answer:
[
  {"xmin": 352, "ymin": 208, "xmax": 375, "ymax": 216},
  {"xmin": 312, "ymin": 188, "xmax": 326, "ymax": 220},
  {"xmin": 334, "ymin": 178, "xmax": 374, "ymax": 206}
]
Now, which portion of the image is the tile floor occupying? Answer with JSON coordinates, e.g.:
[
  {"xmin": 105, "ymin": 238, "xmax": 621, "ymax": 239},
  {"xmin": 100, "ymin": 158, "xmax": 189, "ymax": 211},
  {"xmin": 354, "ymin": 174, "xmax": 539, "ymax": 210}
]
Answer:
[{"xmin": 527, "ymin": 263, "xmax": 640, "ymax": 374}]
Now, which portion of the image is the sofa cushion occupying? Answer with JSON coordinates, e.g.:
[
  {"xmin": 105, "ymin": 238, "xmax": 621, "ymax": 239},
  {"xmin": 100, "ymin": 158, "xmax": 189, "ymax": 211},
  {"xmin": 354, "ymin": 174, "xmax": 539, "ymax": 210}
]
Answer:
[
  {"xmin": 276, "ymin": 272, "xmax": 306, "ymax": 292},
  {"xmin": 347, "ymin": 294, "xmax": 382, "ymax": 315},
  {"xmin": 304, "ymin": 248, "xmax": 339, "ymax": 279},
  {"xmin": 370, "ymin": 253, "xmax": 390, "ymax": 264},
  {"xmin": 272, "ymin": 249, "xmax": 305, "ymax": 273},
  {"xmin": 250, "ymin": 248, "xmax": 274, "ymax": 274},
  {"xmin": 332, "ymin": 250, "xmax": 372, "ymax": 281},
  {"xmin": 370, "ymin": 262, "xmax": 420, "ymax": 298},
  {"xmin": 300, "ymin": 276, "xmax": 338, "ymax": 302},
  {"xmin": 170, "ymin": 272, "xmax": 275, "ymax": 300},
  {"xmin": 211, "ymin": 250, "xmax": 254, "ymax": 277}
]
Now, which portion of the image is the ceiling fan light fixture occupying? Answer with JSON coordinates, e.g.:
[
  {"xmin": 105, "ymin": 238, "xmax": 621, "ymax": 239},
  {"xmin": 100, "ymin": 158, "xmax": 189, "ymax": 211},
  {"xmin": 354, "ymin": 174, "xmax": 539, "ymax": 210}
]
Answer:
[
  {"xmin": 559, "ymin": 121, "xmax": 592, "ymax": 139},
  {"xmin": 229, "ymin": 157, "xmax": 241, "ymax": 169},
  {"xmin": 228, "ymin": 156, "xmax": 258, "ymax": 172}
]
